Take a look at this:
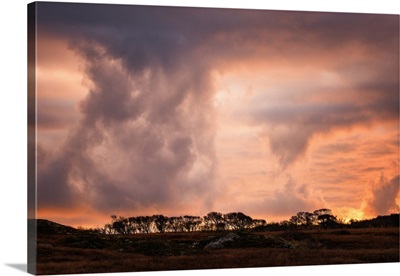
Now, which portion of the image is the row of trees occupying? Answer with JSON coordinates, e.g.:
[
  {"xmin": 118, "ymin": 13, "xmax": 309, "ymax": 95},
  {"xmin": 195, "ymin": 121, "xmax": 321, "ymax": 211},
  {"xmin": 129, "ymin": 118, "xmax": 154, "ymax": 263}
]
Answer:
[
  {"xmin": 103, "ymin": 212, "xmax": 267, "ymax": 234},
  {"xmin": 288, "ymin": 208, "xmax": 339, "ymax": 229},
  {"xmin": 251, "ymin": 211, "xmax": 399, "ymax": 231},
  {"xmin": 246, "ymin": 209, "xmax": 341, "ymax": 232},
  {"xmin": 349, "ymin": 214, "xmax": 399, "ymax": 228},
  {"xmin": 88, "ymin": 210, "xmax": 399, "ymax": 235},
  {"xmin": 102, "ymin": 209, "xmax": 340, "ymax": 234}
]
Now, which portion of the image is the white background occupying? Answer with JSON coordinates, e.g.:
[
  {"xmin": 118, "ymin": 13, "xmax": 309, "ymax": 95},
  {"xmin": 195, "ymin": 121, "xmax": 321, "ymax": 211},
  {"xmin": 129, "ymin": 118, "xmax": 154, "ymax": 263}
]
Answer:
[{"xmin": 0, "ymin": 1, "xmax": 399, "ymax": 276}]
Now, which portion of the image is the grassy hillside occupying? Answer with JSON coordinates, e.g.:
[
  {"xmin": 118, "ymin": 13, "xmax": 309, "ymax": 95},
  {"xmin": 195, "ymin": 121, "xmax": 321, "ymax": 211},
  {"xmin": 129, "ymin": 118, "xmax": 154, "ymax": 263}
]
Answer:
[{"xmin": 32, "ymin": 219, "xmax": 399, "ymax": 275}]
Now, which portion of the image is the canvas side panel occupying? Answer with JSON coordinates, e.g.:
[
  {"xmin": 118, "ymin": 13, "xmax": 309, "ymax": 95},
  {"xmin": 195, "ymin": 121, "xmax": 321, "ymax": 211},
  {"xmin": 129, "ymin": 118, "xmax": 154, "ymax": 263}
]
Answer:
[{"xmin": 27, "ymin": 2, "xmax": 37, "ymax": 275}]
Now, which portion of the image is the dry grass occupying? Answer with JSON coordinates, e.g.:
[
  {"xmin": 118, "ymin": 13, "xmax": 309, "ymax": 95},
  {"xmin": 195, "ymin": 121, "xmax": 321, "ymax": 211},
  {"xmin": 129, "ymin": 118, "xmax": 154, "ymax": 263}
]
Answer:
[{"xmin": 36, "ymin": 227, "xmax": 399, "ymax": 275}]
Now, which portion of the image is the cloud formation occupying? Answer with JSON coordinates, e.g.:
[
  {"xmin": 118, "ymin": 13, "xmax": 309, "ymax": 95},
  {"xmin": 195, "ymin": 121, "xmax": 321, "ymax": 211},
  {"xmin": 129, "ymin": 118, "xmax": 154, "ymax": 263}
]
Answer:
[
  {"xmin": 262, "ymin": 176, "xmax": 327, "ymax": 218},
  {"xmin": 35, "ymin": 2, "xmax": 399, "ymax": 225},
  {"xmin": 363, "ymin": 174, "xmax": 400, "ymax": 216},
  {"xmin": 37, "ymin": 3, "xmax": 221, "ymax": 214}
]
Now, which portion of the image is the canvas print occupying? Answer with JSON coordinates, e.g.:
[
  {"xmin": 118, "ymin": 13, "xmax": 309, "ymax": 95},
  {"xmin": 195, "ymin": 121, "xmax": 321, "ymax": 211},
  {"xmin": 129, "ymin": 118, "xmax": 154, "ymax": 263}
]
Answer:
[{"xmin": 28, "ymin": 1, "xmax": 399, "ymax": 275}]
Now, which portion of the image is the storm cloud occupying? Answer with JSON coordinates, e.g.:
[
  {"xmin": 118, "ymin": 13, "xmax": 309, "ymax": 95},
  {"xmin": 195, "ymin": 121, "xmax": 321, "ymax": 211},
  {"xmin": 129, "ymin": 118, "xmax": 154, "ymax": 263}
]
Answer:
[{"xmin": 37, "ymin": 3, "xmax": 222, "ymax": 213}]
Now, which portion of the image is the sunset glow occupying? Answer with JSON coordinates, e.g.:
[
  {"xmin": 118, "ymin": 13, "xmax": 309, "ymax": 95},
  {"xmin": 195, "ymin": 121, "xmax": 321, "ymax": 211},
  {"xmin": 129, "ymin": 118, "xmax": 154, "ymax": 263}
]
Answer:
[{"xmin": 34, "ymin": 3, "xmax": 399, "ymax": 228}]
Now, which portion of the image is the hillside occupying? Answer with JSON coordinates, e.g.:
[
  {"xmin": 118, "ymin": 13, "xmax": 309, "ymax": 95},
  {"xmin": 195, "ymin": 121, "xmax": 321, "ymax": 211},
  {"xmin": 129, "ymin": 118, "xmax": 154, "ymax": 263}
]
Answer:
[
  {"xmin": 30, "ymin": 219, "xmax": 80, "ymax": 235},
  {"xmin": 27, "ymin": 216, "xmax": 400, "ymax": 275}
]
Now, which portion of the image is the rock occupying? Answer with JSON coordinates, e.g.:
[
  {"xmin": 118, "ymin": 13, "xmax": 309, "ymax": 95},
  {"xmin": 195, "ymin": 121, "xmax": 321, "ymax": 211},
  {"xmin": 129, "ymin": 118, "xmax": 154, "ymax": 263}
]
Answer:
[
  {"xmin": 203, "ymin": 232, "xmax": 295, "ymax": 249},
  {"xmin": 204, "ymin": 233, "xmax": 240, "ymax": 249}
]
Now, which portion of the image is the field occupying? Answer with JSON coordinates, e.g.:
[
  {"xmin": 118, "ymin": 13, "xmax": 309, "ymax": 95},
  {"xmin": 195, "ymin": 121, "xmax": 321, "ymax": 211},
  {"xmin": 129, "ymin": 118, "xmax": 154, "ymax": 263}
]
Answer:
[{"xmin": 34, "ymin": 222, "xmax": 400, "ymax": 275}]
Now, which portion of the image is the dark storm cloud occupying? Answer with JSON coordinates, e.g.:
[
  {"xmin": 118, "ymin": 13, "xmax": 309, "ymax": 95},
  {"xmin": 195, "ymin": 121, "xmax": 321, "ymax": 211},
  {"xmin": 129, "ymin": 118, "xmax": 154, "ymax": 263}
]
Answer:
[
  {"xmin": 37, "ymin": 3, "xmax": 398, "ymax": 65},
  {"xmin": 36, "ymin": 2, "xmax": 222, "ymax": 212},
  {"xmin": 36, "ymin": 2, "xmax": 399, "ymax": 212},
  {"xmin": 37, "ymin": 48, "xmax": 217, "ymax": 212}
]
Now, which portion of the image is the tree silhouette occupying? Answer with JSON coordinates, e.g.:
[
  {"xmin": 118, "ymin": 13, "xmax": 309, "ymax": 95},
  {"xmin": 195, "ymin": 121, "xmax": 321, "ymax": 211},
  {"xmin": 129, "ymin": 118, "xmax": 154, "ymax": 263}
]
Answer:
[
  {"xmin": 290, "ymin": 212, "xmax": 317, "ymax": 228},
  {"xmin": 182, "ymin": 216, "xmax": 202, "ymax": 232},
  {"xmin": 104, "ymin": 223, "xmax": 113, "ymax": 234},
  {"xmin": 110, "ymin": 215, "xmax": 130, "ymax": 234},
  {"xmin": 136, "ymin": 216, "xmax": 153, "ymax": 233},
  {"xmin": 204, "ymin": 212, "xmax": 225, "ymax": 231},
  {"xmin": 103, "ymin": 209, "xmax": 351, "ymax": 235},
  {"xmin": 313, "ymin": 209, "xmax": 338, "ymax": 229},
  {"xmin": 166, "ymin": 216, "xmax": 184, "ymax": 232},
  {"xmin": 251, "ymin": 219, "xmax": 267, "ymax": 228},
  {"xmin": 127, "ymin": 217, "xmax": 138, "ymax": 234},
  {"xmin": 224, "ymin": 212, "xmax": 253, "ymax": 230},
  {"xmin": 153, "ymin": 215, "xmax": 168, "ymax": 233}
]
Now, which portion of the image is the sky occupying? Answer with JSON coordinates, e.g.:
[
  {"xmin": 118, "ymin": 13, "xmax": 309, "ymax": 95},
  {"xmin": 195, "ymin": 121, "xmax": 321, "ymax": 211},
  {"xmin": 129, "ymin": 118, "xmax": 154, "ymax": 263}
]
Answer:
[{"xmin": 32, "ymin": 2, "xmax": 399, "ymax": 228}]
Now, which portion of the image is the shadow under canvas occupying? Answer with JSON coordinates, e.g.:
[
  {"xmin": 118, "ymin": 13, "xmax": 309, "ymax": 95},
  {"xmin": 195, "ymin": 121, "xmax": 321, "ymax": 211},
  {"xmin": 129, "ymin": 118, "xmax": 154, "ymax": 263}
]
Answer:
[{"xmin": 6, "ymin": 264, "xmax": 27, "ymax": 273}]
